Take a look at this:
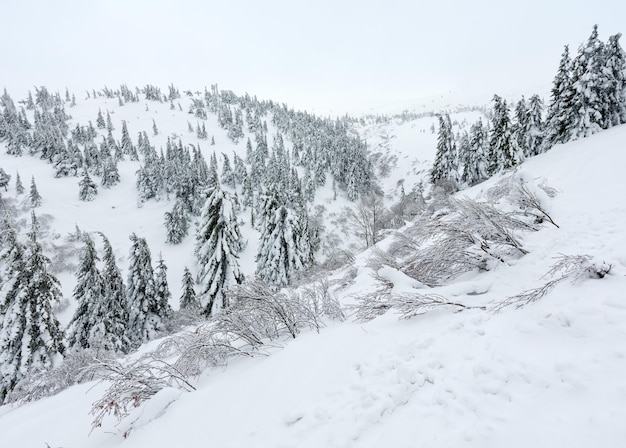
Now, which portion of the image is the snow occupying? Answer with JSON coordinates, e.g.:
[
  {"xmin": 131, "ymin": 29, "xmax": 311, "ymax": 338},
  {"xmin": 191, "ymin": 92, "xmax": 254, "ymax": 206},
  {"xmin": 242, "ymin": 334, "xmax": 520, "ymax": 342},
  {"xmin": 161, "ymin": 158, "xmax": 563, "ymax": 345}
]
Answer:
[{"xmin": 1, "ymin": 92, "xmax": 626, "ymax": 447}]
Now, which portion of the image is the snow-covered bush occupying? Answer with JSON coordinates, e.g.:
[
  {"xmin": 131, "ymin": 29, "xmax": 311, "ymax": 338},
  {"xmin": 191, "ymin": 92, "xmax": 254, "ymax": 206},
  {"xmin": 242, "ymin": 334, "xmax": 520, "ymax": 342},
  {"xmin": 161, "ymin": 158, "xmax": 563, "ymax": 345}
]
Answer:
[
  {"xmin": 383, "ymin": 197, "xmax": 537, "ymax": 286},
  {"xmin": 492, "ymin": 254, "xmax": 612, "ymax": 312},
  {"xmin": 90, "ymin": 279, "xmax": 344, "ymax": 433}
]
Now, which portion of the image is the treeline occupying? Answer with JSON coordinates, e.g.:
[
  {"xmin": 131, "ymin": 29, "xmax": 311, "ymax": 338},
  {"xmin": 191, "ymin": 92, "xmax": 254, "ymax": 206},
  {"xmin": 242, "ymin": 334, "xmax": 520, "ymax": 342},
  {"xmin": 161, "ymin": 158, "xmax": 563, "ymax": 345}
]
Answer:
[{"xmin": 431, "ymin": 25, "xmax": 626, "ymax": 188}]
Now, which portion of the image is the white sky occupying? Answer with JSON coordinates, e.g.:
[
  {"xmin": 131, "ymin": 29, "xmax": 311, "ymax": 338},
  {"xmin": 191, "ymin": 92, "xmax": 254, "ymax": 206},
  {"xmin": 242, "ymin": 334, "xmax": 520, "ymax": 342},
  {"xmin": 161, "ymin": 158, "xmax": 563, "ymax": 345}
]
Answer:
[{"xmin": 1, "ymin": 0, "xmax": 625, "ymax": 114}]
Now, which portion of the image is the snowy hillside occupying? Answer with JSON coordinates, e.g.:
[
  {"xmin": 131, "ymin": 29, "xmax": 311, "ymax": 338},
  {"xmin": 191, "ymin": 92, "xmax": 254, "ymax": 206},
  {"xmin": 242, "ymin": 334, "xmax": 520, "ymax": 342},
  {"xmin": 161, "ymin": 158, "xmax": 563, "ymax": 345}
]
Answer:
[{"xmin": 1, "ymin": 92, "xmax": 625, "ymax": 448}]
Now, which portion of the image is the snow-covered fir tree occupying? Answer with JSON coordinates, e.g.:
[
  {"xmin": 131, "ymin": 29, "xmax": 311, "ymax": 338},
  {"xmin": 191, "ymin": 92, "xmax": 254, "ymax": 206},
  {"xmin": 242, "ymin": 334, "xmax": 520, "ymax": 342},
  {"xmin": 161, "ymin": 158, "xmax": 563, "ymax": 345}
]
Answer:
[
  {"xmin": 526, "ymin": 95, "xmax": 545, "ymax": 156},
  {"xmin": 29, "ymin": 176, "xmax": 42, "ymax": 207},
  {"xmin": 14, "ymin": 172, "xmax": 24, "ymax": 195},
  {"xmin": 78, "ymin": 167, "xmax": 98, "ymax": 201},
  {"xmin": 0, "ymin": 212, "xmax": 65, "ymax": 403},
  {"xmin": 461, "ymin": 119, "xmax": 488, "ymax": 186},
  {"xmin": 164, "ymin": 199, "xmax": 190, "ymax": 244},
  {"xmin": 179, "ymin": 266, "xmax": 199, "ymax": 312},
  {"xmin": 511, "ymin": 97, "xmax": 531, "ymax": 160},
  {"xmin": 101, "ymin": 156, "xmax": 120, "ymax": 188},
  {"xmin": 98, "ymin": 233, "xmax": 130, "ymax": 353},
  {"xmin": 154, "ymin": 254, "xmax": 173, "ymax": 319},
  {"xmin": 0, "ymin": 169, "xmax": 10, "ymax": 191},
  {"xmin": 195, "ymin": 181, "xmax": 244, "ymax": 316},
  {"xmin": 221, "ymin": 153, "xmax": 235, "ymax": 188},
  {"xmin": 544, "ymin": 45, "xmax": 574, "ymax": 149},
  {"xmin": 604, "ymin": 33, "xmax": 626, "ymax": 127},
  {"xmin": 65, "ymin": 233, "xmax": 104, "ymax": 351},
  {"xmin": 568, "ymin": 25, "xmax": 606, "ymax": 139},
  {"xmin": 255, "ymin": 190, "xmax": 311, "ymax": 287},
  {"xmin": 430, "ymin": 114, "xmax": 457, "ymax": 186},
  {"xmin": 96, "ymin": 109, "xmax": 105, "ymax": 129},
  {"xmin": 487, "ymin": 95, "xmax": 515, "ymax": 175},
  {"xmin": 126, "ymin": 233, "xmax": 164, "ymax": 346}
]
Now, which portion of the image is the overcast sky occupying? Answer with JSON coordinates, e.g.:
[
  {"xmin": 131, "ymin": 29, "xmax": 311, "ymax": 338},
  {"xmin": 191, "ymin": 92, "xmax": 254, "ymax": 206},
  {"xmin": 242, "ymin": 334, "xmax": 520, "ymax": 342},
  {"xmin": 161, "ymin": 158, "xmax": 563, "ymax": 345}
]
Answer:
[{"xmin": 1, "ymin": 1, "xmax": 625, "ymax": 114}]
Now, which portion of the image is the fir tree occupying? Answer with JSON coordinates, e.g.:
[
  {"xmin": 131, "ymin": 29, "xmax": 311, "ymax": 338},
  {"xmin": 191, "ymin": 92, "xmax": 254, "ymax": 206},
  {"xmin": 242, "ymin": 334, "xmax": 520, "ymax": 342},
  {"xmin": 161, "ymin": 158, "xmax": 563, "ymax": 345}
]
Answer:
[
  {"xmin": 164, "ymin": 199, "xmax": 189, "ymax": 244},
  {"xmin": 121, "ymin": 121, "xmax": 138, "ymax": 161},
  {"xmin": 126, "ymin": 233, "xmax": 162, "ymax": 346},
  {"xmin": 154, "ymin": 254, "xmax": 173, "ymax": 319},
  {"xmin": 255, "ymin": 191, "xmax": 311, "ymax": 287},
  {"xmin": 96, "ymin": 109, "xmax": 105, "ymax": 129},
  {"xmin": 195, "ymin": 181, "xmax": 244, "ymax": 316},
  {"xmin": 0, "ymin": 168, "xmax": 10, "ymax": 191},
  {"xmin": 101, "ymin": 157, "xmax": 120, "ymax": 188},
  {"xmin": 15, "ymin": 172, "xmax": 24, "ymax": 195},
  {"xmin": 221, "ymin": 153, "xmax": 235, "ymax": 188},
  {"xmin": 106, "ymin": 111, "xmax": 114, "ymax": 132},
  {"xmin": 461, "ymin": 119, "xmax": 488, "ymax": 186},
  {"xmin": 511, "ymin": 97, "xmax": 531, "ymax": 161},
  {"xmin": 487, "ymin": 95, "xmax": 514, "ymax": 175},
  {"xmin": 527, "ymin": 95, "xmax": 545, "ymax": 156},
  {"xmin": 152, "ymin": 119, "xmax": 159, "ymax": 136},
  {"xmin": 544, "ymin": 45, "xmax": 575, "ymax": 149},
  {"xmin": 0, "ymin": 214, "xmax": 24, "ymax": 308},
  {"xmin": 568, "ymin": 25, "xmax": 605, "ymax": 139},
  {"xmin": 604, "ymin": 33, "xmax": 626, "ymax": 127},
  {"xmin": 0, "ymin": 212, "xmax": 65, "ymax": 402},
  {"xmin": 78, "ymin": 168, "xmax": 98, "ymax": 201},
  {"xmin": 29, "ymin": 176, "xmax": 42, "ymax": 207},
  {"xmin": 66, "ymin": 233, "xmax": 129, "ymax": 353},
  {"xmin": 430, "ymin": 114, "xmax": 458, "ymax": 186},
  {"xmin": 98, "ymin": 233, "xmax": 130, "ymax": 353},
  {"xmin": 179, "ymin": 267, "xmax": 199, "ymax": 312}
]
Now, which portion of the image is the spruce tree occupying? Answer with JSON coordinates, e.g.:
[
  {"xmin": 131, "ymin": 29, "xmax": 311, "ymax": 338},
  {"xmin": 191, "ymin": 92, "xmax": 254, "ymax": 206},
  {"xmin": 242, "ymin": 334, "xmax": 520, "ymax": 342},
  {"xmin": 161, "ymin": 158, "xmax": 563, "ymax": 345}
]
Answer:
[
  {"xmin": 101, "ymin": 157, "xmax": 120, "ymax": 188},
  {"xmin": 179, "ymin": 267, "xmax": 199, "ymax": 312},
  {"xmin": 0, "ymin": 214, "xmax": 24, "ymax": 311},
  {"xmin": 126, "ymin": 233, "xmax": 162, "ymax": 346},
  {"xmin": 98, "ymin": 233, "xmax": 130, "ymax": 353},
  {"xmin": 221, "ymin": 153, "xmax": 235, "ymax": 188},
  {"xmin": 487, "ymin": 95, "xmax": 514, "ymax": 175},
  {"xmin": 78, "ymin": 168, "xmax": 98, "ymax": 201},
  {"xmin": 66, "ymin": 233, "xmax": 102, "ymax": 351},
  {"xmin": 568, "ymin": 25, "xmax": 605, "ymax": 139},
  {"xmin": 0, "ymin": 169, "xmax": 10, "ymax": 191},
  {"xmin": 430, "ymin": 114, "xmax": 457, "ymax": 186},
  {"xmin": 603, "ymin": 33, "xmax": 626, "ymax": 127},
  {"xmin": 154, "ymin": 254, "xmax": 173, "ymax": 319},
  {"xmin": 96, "ymin": 109, "xmax": 106, "ymax": 129},
  {"xmin": 14, "ymin": 172, "xmax": 24, "ymax": 195},
  {"xmin": 195, "ymin": 181, "xmax": 244, "ymax": 316},
  {"xmin": 164, "ymin": 199, "xmax": 189, "ymax": 244},
  {"xmin": 29, "ymin": 176, "xmax": 42, "ymax": 207},
  {"xmin": 544, "ymin": 45, "xmax": 575, "ymax": 149},
  {"xmin": 527, "ymin": 95, "xmax": 545, "ymax": 156},
  {"xmin": 255, "ymin": 191, "xmax": 311, "ymax": 287},
  {"xmin": 120, "ymin": 120, "xmax": 136, "ymax": 159},
  {"xmin": 461, "ymin": 119, "xmax": 488, "ymax": 186},
  {"xmin": 0, "ymin": 212, "xmax": 65, "ymax": 402},
  {"xmin": 511, "ymin": 97, "xmax": 531, "ymax": 161}
]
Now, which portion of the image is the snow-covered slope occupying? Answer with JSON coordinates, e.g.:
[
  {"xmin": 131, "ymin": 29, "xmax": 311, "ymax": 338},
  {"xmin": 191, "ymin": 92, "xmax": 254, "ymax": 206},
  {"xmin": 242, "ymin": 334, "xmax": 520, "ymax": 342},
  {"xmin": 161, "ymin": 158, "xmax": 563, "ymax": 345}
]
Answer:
[{"xmin": 1, "ymin": 108, "xmax": 625, "ymax": 447}]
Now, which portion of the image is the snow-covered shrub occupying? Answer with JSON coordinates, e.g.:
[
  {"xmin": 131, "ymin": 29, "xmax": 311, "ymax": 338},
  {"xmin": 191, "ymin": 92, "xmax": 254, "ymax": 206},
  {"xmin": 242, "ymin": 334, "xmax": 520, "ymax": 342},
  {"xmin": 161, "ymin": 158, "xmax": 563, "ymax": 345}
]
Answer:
[
  {"xmin": 6, "ymin": 348, "xmax": 107, "ymax": 405},
  {"xmin": 351, "ymin": 291, "xmax": 485, "ymax": 322},
  {"xmin": 383, "ymin": 197, "xmax": 537, "ymax": 286},
  {"xmin": 491, "ymin": 254, "xmax": 612, "ymax": 312},
  {"xmin": 90, "ymin": 279, "xmax": 345, "ymax": 433}
]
